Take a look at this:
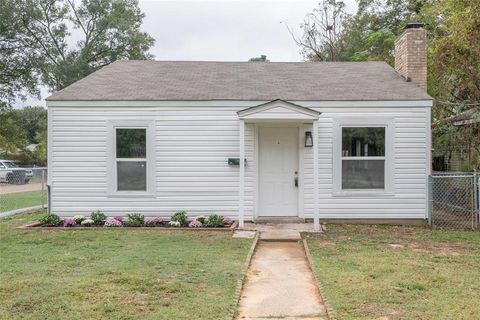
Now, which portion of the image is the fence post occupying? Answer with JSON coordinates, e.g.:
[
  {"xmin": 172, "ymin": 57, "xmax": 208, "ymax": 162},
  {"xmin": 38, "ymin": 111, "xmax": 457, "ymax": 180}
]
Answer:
[
  {"xmin": 427, "ymin": 175, "xmax": 432, "ymax": 227},
  {"xmin": 41, "ymin": 169, "xmax": 46, "ymax": 209},
  {"xmin": 474, "ymin": 172, "xmax": 479, "ymax": 229}
]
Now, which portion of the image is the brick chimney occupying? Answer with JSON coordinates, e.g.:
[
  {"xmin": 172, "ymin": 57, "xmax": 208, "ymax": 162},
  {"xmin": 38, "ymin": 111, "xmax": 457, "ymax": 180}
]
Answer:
[{"xmin": 395, "ymin": 23, "xmax": 427, "ymax": 91}]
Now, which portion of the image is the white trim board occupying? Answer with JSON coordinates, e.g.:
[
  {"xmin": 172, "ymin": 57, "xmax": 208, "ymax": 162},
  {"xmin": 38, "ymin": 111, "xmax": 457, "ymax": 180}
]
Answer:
[{"xmin": 47, "ymin": 100, "xmax": 433, "ymax": 108}]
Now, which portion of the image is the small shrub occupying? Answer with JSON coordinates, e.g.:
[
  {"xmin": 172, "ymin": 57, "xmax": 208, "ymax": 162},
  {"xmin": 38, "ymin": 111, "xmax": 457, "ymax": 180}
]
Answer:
[
  {"xmin": 205, "ymin": 214, "xmax": 224, "ymax": 228},
  {"xmin": 223, "ymin": 216, "xmax": 234, "ymax": 225},
  {"xmin": 125, "ymin": 213, "xmax": 145, "ymax": 227},
  {"xmin": 145, "ymin": 217, "xmax": 163, "ymax": 227},
  {"xmin": 40, "ymin": 214, "xmax": 62, "ymax": 227},
  {"xmin": 90, "ymin": 211, "xmax": 106, "ymax": 225},
  {"xmin": 195, "ymin": 215, "xmax": 206, "ymax": 224},
  {"xmin": 73, "ymin": 215, "xmax": 85, "ymax": 224},
  {"xmin": 171, "ymin": 211, "xmax": 188, "ymax": 226},
  {"xmin": 81, "ymin": 219, "xmax": 94, "ymax": 227},
  {"xmin": 113, "ymin": 216, "xmax": 124, "ymax": 223},
  {"xmin": 189, "ymin": 220, "xmax": 203, "ymax": 228},
  {"xmin": 63, "ymin": 218, "xmax": 76, "ymax": 227},
  {"xmin": 104, "ymin": 219, "xmax": 123, "ymax": 227},
  {"xmin": 168, "ymin": 220, "xmax": 181, "ymax": 227}
]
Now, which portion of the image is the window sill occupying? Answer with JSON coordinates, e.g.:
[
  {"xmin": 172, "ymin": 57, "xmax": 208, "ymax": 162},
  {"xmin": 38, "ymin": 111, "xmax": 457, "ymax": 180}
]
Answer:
[
  {"xmin": 108, "ymin": 192, "xmax": 156, "ymax": 198},
  {"xmin": 332, "ymin": 190, "xmax": 394, "ymax": 198}
]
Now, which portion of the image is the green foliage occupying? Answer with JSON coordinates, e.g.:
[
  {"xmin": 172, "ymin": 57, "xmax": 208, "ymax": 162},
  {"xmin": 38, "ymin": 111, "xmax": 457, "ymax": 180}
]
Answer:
[
  {"xmin": 170, "ymin": 211, "xmax": 188, "ymax": 226},
  {"xmin": 40, "ymin": 214, "xmax": 62, "ymax": 227},
  {"xmin": 195, "ymin": 215, "xmax": 206, "ymax": 224},
  {"xmin": 125, "ymin": 213, "xmax": 145, "ymax": 227},
  {"xmin": 205, "ymin": 214, "xmax": 225, "ymax": 228},
  {"xmin": 0, "ymin": 0, "xmax": 155, "ymax": 106},
  {"xmin": 90, "ymin": 211, "xmax": 106, "ymax": 226}
]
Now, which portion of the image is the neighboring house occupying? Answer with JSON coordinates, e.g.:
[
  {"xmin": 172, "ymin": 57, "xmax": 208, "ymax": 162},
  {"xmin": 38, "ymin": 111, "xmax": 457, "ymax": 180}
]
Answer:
[
  {"xmin": 46, "ymin": 24, "xmax": 432, "ymax": 230},
  {"xmin": 432, "ymin": 107, "xmax": 480, "ymax": 171}
]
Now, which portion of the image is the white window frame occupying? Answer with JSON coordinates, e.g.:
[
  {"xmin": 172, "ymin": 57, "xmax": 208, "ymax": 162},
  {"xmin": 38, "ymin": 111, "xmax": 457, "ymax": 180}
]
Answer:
[
  {"xmin": 107, "ymin": 120, "xmax": 155, "ymax": 197},
  {"xmin": 333, "ymin": 117, "xmax": 394, "ymax": 196}
]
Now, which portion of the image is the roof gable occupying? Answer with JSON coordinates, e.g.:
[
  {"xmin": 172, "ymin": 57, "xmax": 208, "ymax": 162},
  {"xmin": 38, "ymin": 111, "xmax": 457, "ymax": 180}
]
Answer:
[{"xmin": 237, "ymin": 99, "xmax": 320, "ymax": 120}]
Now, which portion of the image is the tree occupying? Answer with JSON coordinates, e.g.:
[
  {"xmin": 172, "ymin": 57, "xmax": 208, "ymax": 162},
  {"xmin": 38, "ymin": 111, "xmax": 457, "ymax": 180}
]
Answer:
[
  {"xmin": 285, "ymin": 0, "xmax": 350, "ymax": 61},
  {"xmin": 0, "ymin": 1, "xmax": 39, "ymax": 109},
  {"xmin": 0, "ymin": 0, "xmax": 155, "ymax": 106}
]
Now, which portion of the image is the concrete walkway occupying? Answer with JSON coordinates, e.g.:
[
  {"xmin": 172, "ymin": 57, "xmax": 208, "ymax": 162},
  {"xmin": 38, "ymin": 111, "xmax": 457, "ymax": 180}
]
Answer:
[
  {"xmin": 244, "ymin": 222, "xmax": 320, "ymax": 241},
  {"xmin": 237, "ymin": 241, "xmax": 327, "ymax": 320}
]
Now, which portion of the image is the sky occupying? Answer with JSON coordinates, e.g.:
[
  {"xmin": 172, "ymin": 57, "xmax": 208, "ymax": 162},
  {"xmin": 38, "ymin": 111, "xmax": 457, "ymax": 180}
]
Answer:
[{"xmin": 22, "ymin": 0, "xmax": 357, "ymax": 107}]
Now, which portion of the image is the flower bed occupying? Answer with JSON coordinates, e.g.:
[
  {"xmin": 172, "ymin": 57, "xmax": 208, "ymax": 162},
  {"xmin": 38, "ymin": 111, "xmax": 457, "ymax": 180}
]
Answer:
[{"xmin": 20, "ymin": 211, "xmax": 238, "ymax": 231}]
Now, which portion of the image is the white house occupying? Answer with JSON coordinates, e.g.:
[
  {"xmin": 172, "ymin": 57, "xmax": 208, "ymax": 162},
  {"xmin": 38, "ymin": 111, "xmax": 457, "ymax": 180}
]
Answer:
[{"xmin": 47, "ymin": 24, "xmax": 432, "ymax": 230}]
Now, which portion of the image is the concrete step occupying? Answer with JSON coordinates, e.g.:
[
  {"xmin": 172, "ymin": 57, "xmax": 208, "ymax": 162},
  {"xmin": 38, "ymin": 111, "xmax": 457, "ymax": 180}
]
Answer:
[{"xmin": 255, "ymin": 217, "xmax": 305, "ymax": 224}]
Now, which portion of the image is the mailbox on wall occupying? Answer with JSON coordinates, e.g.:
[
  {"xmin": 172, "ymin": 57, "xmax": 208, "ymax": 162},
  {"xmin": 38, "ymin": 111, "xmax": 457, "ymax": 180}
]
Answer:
[{"xmin": 228, "ymin": 158, "xmax": 247, "ymax": 166}]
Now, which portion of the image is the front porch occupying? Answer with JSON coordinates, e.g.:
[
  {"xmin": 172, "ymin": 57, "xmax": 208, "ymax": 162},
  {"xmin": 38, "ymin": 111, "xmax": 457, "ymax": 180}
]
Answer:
[{"xmin": 236, "ymin": 99, "xmax": 322, "ymax": 231}]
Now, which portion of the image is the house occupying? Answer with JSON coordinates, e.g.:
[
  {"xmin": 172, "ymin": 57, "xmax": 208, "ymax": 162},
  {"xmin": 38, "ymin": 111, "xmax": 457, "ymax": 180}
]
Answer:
[
  {"xmin": 46, "ymin": 23, "xmax": 432, "ymax": 230},
  {"xmin": 432, "ymin": 107, "xmax": 480, "ymax": 171}
]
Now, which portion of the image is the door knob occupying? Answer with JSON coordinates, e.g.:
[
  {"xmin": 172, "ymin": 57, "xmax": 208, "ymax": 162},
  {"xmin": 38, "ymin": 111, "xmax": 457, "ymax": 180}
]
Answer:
[{"xmin": 294, "ymin": 171, "xmax": 298, "ymax": 187}]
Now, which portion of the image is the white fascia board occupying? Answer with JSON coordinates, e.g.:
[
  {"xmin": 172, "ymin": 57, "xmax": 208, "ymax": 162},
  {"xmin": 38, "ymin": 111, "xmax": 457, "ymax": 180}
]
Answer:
[{"xmin": 46, "ymin": 99, "xmax": 433, "ymax": 108}]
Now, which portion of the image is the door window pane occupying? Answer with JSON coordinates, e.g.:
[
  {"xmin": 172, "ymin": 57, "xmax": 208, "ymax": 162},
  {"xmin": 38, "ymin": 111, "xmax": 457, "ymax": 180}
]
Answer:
[
  {"xmin": 342, "ymin": 160, "xmax": 385, "ymax": 189},
  {"xmin": 117, "ymin": 161, "xmax": 147, "ymax": 191},
  {"xmin": 342, "ymin": 127, "xmax": 385, "ymax": 157},
  {"xmin": 116, "ymin": 129, "xmax": 146, "ymax": 158}
]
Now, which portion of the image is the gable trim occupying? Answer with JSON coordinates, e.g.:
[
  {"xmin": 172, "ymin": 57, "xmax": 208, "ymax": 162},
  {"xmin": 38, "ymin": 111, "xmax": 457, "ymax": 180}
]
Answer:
[{"xmin": 237, "ymin": 99, "xmax": 320, "ymax": 120}]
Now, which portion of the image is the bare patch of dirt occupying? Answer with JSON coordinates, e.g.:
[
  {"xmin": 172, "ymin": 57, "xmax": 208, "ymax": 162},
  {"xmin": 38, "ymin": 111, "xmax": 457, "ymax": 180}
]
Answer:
[{"xmin": 386, "ymin": 242, "xmax": 460, "ymax": 256}]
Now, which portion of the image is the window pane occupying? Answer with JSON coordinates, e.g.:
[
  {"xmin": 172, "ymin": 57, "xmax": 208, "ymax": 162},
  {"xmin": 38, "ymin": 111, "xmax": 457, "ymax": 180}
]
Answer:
[
  {"xmin": 117, "ymin": 161, "xmax": 147, "ymax": 191},
  {"xmin": 116, "ymin": 129, "xmax": 146, "ymax": 158},
  {"xmin": 342, "ymin": 127, "xmax": 385, "ymax": 157},
  {"xmin": 342, "ymin": 160, "xmax": 385, "ymax": 189}
]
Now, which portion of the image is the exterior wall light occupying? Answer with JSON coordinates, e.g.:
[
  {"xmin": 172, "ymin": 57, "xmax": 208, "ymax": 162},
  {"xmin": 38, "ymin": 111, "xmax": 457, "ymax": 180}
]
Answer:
[{"xmin": 305, "ymin": 131, "xmax": 313, "ymax": 147}]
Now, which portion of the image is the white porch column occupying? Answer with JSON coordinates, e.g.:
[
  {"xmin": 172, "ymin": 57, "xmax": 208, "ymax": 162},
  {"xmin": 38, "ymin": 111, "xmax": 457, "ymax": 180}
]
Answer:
[
  {"xmin": 313, "ymin": 119, "xmax": 320, "ymax": 231},
  {"xmin": 239, "ymin": 120, "xmax": 245, "ymax": 229}
]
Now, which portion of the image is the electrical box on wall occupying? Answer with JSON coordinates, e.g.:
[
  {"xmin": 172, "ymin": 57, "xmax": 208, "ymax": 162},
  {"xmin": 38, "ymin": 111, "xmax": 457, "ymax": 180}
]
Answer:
[{"xmin": 228, "ymin": 158, "xmax": 247, "ymax": 166}]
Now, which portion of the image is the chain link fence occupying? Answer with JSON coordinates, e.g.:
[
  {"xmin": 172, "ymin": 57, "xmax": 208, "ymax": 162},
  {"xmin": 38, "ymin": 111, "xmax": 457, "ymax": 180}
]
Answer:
[
  {"xmin": 0, "ymin": 166, "xmax": 48, "ymax": 216},
  {"xmin": 429, "ymin": 172, "xmax": 479, "ymax": 229}
]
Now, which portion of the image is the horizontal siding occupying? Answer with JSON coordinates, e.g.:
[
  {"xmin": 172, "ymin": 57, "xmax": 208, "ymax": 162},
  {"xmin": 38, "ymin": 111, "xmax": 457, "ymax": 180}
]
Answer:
[
  {"xmin": 50, "ymin": 106, "xmax": 255, "ymax": 219},
  {"xmin": 302, "ymin": 107, "xmax": 428, "ymax": 219},
  {"xmin": 50, "ymin": 104, "xmax": 429, "ymax": 220}
]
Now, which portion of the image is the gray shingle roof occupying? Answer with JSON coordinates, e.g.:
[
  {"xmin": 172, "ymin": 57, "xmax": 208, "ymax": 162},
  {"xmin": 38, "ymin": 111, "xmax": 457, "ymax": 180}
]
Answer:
[{"xmin": 47, "ymin": 60, "xmax": 432, "ymax": 101}]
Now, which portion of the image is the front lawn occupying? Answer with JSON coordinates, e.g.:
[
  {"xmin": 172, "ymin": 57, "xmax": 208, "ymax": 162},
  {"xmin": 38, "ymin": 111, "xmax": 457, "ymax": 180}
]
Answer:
[
  {"xmin": 0, "ymin": 211, "xmax": 252, "ymax": 319},
  {"xmin": 307, "ymin": 225, "xmax": 480, "ymax": 319},
  {"xmin": 0, "ymin": 190, "xmax": 44, "ymax": 213}
]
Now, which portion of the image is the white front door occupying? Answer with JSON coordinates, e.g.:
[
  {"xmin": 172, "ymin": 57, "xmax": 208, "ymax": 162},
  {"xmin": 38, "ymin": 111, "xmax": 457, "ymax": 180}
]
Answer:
[{"xmin": 258, "ymin": 126, "xmax": 298, "ymax": 217}]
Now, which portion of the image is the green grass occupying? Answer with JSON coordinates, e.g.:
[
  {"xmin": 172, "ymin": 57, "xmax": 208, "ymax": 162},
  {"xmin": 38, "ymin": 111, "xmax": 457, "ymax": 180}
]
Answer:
[
  {"xmin": 306, "ymin": 225, "xmax": 480, "ymax": 320},
  {"xmin": 0, "ymin": 190, "xmax": 44, "ymax": 212},
  {"xmin": 0, "ymin": 211, "xmax": 253, "ymax": 319}
]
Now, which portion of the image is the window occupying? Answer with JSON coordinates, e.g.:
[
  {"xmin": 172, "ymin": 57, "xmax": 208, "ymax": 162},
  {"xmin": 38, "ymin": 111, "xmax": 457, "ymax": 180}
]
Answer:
[
  {"xmin": 115, "ymin": 128, "xmax": 147, "ymax": 191},
  {"xmin": 341, "ymin": 127, "xmax": 386, "ymax": 189}
]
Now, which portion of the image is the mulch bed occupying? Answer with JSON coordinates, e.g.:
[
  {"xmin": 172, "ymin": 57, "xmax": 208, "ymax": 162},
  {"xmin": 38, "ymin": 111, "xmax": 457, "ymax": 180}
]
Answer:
[{"xmin": 18, "ymin": 221, "xmax": 238, "ymax": 231}]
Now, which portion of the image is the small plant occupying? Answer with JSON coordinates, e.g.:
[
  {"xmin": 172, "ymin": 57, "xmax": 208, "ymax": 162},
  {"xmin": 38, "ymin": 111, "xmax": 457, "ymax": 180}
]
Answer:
[
  {"xmin": 81, "ymin": 219, "xmax": 94, "ymax": 227},
  {"xmin": 223, "ymin": 216, "xmax": 234, "ymax": 225},
  {"xmin": 168, "ymin": 220, "xmax": 181, "ymax": 227},
  {"xmin": 205, "ymin": 214, "xmax": 224, "ymax": 228},
  {"xmin": 189, "ymin": 220, "xmax": 203, "ymax": 228},
  {"xmin": 145, "ymin": 217, "xmax": 163, "ymax": 227},
  {"xmin": 40, "ymin": 214, "xmax": 63, "ymax": 227},
  {"xmin": 90, "ymin": 211, "xmax": 106, "ymax": 226},
  {"xmin": 63, "ymin": 218, "xmax": 76, "ymax": 227},
  {"xmin": 104, "ymin": 219, "xmax": 123, "ymax": 227},
  {"xmin": 73, "ymin": 215, "xmax": 85, "ymax": 224},
  {"xmin": 195, "ymin": 215, "xmax": 206, "ymax": 224},
  {"xmin": 125, "ymin": 213, "xmax": 145, "ymax": 227},
  {"xmin": 171, "ymin": 211, "xmax": 188, "ymax": 226},
  {"xmin": 113, "ymin": 216, "xmax": 124, "ymax": 223}
]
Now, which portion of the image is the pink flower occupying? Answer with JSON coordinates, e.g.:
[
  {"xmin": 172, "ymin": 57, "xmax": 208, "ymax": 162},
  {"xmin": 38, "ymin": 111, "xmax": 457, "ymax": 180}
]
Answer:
[
  {"xmin": 113, "ymin": 216, "xmax": 124, "ymax": 222},
  {"xmin": 104, "ymin": 219, "xmax": 123, "ymax": 227},
  {"xmin": 189, "ymin": 220, "xmax": 203, "ymax": 228},
  {"xmin": 63, "ymin": 218, "xmax": 76, "ymax": 227},
  {"xmin": 223, "ymin": 217, "xmax": 234, "ymax": 225},
  {"xmin": 145, "ymin": 217, "xmax": 163, "ymax": 226}
]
